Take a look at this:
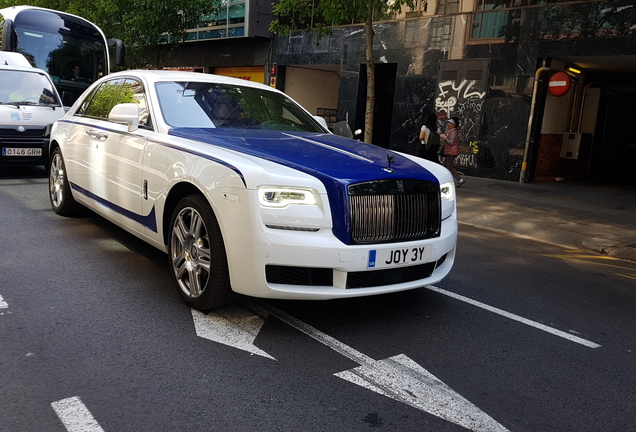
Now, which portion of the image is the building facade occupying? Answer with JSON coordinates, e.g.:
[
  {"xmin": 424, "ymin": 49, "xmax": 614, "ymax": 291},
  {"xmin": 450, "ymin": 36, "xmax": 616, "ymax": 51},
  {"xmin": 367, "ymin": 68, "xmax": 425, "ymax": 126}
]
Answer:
[
  {"xmin": 159, "ymin": 0, "xmax": 274, "ymax": 83},
  {"xmin": 159, "ymin": 0, "xmax": 636, "ymax": 185}
]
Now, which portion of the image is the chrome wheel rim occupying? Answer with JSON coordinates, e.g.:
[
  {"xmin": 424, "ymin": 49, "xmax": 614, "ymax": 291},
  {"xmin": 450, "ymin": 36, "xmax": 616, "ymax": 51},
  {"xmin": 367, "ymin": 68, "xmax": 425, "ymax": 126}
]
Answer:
[
  {"xmin": 49, "ymin": 153, "xmax": 65, "ymax": 208},
  {"xmin": 171, "ymin": 207, "xmax": 211, "ymax": 299}
]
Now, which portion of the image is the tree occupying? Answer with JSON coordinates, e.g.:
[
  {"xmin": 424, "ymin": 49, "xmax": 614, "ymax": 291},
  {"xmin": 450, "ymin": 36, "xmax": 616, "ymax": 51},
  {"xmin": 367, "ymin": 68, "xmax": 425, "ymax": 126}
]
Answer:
[
  {"xmin": 0, "ymin": 0, "xmax": 222, "ymax": 68},
  {"xmin": 270, "ymin": 0, "xmax": 414, "ymax": 144}
]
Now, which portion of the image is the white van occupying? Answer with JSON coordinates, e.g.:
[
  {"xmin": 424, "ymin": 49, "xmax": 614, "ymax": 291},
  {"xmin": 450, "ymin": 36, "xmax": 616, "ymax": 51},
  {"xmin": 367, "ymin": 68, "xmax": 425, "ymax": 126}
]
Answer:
[{"xmin": 0, "ymin": 52, "xmax": 65, "ymax": 169}]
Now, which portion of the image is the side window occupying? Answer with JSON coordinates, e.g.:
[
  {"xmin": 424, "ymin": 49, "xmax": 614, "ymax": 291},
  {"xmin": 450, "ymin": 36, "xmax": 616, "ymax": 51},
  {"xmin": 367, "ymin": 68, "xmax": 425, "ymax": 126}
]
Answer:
[
  {"xmin": 82, "ymin": 78, "xmax": 124, "ymax": 120},
  {"xmin": 76, "ymin": 87, "xmax": 98, "ymax": 115},
  {"xmin": 122, "ymin": 78, "xmax": 153, "ymax": 129}
]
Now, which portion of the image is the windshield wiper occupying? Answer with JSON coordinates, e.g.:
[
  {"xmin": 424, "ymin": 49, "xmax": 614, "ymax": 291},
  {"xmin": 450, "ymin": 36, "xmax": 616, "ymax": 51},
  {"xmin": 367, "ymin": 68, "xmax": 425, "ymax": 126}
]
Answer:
[
  {"xmin": 6, "ymin": 101, "xmax": 39, "ymax": 106},
  {"xmin": 4, "ymin": 101, "xmax": 59, "ymax": 108}
]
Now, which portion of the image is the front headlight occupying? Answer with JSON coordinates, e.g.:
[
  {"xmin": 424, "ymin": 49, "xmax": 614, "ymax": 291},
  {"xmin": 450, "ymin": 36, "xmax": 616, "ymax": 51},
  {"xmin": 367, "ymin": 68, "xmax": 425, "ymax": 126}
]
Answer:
[
  {"xmin": 440, "ymin": 181, "xmax": 455, "ymax": 220},
  {"xmin": 258, "ymin": 186, "xmax": 317, "ymax": 208}
]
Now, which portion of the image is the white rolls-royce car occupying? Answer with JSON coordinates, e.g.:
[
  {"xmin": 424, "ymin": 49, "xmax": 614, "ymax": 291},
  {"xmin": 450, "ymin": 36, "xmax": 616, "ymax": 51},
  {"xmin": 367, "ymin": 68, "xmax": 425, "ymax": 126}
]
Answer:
[{"xmin": 48, "ymin": 70, "xmax": 457, "ymax": 310}]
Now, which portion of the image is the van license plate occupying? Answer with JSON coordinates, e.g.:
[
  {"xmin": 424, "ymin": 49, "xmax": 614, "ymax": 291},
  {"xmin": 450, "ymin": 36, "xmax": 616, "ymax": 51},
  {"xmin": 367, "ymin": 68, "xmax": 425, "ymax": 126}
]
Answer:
[{"xmin": 2, "ymin": 148, "xmax": 42, "ymax": 156}]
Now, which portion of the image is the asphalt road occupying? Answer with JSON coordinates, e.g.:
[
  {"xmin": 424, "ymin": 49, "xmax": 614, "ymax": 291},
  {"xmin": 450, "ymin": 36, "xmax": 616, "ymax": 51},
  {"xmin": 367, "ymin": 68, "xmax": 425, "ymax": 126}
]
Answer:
[{"xmin": 1, "ymin": 166, "xmax": 635, "ymax": 432}]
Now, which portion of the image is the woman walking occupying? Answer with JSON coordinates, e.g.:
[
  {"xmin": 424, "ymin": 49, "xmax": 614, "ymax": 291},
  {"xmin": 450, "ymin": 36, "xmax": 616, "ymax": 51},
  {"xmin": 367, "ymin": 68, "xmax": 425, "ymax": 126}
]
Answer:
[
  {"xmin": 440, "ymin": 118, "xmax": 465, "ymax": 187},
  {"xmin": 418, "ymin": 113, "xmax": 440, "ymax": 162}
]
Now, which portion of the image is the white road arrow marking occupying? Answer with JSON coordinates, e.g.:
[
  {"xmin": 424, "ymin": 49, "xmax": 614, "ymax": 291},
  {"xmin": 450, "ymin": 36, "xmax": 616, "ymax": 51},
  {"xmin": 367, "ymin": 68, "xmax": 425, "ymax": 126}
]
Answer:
[
  {"xmin": 335, "ymin": 355, "xmax": 508, "ymax": 432},
  {"xmin": 242, "ymin": 300, "xmax": 509, "ymax": 432},
  {"xmin": 191, "ymin": 305, "xmax": 275, "ymax": 360},
  {"xmin": 51, "ymin": 396, "xmax": 104, "ymax": 432},
  {"xmin": 0, "ymin": 294, "xmax": 8, "ymax": 309}
]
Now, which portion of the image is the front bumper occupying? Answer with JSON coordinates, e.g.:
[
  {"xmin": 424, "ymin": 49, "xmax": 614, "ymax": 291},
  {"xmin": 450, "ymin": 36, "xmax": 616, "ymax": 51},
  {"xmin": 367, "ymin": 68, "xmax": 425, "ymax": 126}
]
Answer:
[
  {"xmin": 0, "ymin": 129, "xmax": 49, "ymax": 167},
  {"xmin": 226, "ymin": 216, "xmax": 457, "ymax": 300}
]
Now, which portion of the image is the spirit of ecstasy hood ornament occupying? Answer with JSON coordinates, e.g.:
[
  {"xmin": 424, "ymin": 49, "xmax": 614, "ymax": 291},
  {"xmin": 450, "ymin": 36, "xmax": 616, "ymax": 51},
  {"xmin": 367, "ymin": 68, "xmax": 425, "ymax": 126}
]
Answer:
[{"xmin": 382, "ymin": 155, "xmax": 395, "ymax": 173}]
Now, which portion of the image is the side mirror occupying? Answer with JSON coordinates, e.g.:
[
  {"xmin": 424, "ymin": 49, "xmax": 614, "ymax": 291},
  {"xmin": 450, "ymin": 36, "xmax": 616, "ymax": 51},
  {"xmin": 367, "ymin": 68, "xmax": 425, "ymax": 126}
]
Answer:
[
  {"xmin": 313, "ymin": 115, "xmax": 329, "ymax": 131},
  {"xmin": 107, "ymin": 39, "xmax": 126, "ymax": 68},
  {"xmin": 109, "ymin": 103, "xmax": 139, "ymax": 132},
  {"xmin": 0, "ymin": 19, "xmax": 17, "ymax": 51}
]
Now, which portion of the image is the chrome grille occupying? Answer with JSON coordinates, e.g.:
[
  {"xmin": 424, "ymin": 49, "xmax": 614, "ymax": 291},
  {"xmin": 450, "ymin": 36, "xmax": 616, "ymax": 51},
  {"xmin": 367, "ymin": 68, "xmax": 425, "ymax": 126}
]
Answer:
[{"xmin": 349, "ymin": 179, "xmax": 440, "ymax": 244}]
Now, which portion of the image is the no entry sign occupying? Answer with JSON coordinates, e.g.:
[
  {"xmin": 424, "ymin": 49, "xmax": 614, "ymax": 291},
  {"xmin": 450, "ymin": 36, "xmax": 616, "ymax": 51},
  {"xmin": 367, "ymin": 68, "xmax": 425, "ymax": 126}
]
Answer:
[{"xmin": 548, "ymin": 72, "xmax": 571, "ymax": 96}]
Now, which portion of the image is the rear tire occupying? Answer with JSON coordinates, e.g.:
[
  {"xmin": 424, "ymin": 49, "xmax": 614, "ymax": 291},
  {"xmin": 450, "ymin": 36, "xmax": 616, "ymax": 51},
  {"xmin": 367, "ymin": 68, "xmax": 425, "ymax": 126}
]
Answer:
[
  {"xmin": 49, "ymin": 147, "xmax": 80, "ymax": 216},
  {"xmin": 168, "ymin": 195, "xmax": 234, "ymax": 311}
]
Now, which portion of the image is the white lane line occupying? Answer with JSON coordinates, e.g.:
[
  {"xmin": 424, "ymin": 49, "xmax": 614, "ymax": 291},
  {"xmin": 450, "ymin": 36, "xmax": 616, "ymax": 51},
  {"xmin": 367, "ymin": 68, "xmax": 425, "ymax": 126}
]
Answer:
[
  {"xmin": 425, "ymin": 285, "xmax": 601, "ymax": 349},
  {"xmin": 51, "ymin": 397, "xmax": 104, "ymax": 432},
  {"xmin": 244, "ymin": 300, "xmax": 375, "ymax": 364},
  {"xmin": 0, "ymin": 294, "xmax": 8, "ymax": 309}
]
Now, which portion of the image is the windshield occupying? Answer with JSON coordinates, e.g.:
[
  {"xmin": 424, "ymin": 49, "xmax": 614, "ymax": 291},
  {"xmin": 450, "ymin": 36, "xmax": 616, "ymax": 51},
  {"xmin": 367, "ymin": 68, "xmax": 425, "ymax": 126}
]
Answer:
[
  {"xmin": 155, "ymin": 82, "xmax": 326, "ymax": 133},
  {"xmin": 11, "ymin": 9, "xmax": 107, "ymax": 95},
  {"xmin": 0, "ymin": 70, "xmax": 60, "ymax": 106},
  {"xmin": 15, "ymin": 26, "xmax": 106, "ymax": 87}
]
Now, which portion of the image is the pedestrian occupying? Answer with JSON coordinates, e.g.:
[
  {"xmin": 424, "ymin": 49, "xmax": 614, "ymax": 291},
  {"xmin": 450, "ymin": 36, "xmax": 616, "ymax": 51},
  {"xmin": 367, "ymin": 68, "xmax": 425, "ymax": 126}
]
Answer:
[
  {"xmin": 439, "ymin": 117, "xmax": 465, "ymax": 187},
  {"xmin": 418, "ymin": 113, "xmax": 441, "ymax": 162}
]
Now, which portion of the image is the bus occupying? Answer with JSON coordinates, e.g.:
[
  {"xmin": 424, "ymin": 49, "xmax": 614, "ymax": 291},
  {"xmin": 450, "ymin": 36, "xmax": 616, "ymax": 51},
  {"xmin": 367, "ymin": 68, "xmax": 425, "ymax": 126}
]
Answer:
[{"xmin": 0, "ymin": 5, "xmax": 124, "ymax": 105}]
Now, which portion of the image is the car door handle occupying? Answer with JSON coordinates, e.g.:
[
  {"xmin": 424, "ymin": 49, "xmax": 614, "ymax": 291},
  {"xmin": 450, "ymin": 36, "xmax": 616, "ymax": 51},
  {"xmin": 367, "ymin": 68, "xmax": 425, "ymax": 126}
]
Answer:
[{"xmin": 86, "ymin": 129, "xmax": 108, "ymax": 141}]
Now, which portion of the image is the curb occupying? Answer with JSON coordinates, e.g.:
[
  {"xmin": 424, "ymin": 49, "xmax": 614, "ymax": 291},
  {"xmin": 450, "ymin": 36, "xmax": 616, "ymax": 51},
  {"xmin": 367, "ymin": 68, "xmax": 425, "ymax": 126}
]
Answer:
[{"xmin": 580, "ymin": 237, "xmax": 636, "ymax": 263}]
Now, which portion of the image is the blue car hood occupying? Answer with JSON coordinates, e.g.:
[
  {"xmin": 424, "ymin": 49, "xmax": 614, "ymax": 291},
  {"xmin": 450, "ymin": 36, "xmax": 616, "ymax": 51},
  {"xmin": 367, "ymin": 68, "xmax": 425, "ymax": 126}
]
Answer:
[{"xmin": 168, "ymin": 128, "xmax": 437, "ymax": 185}]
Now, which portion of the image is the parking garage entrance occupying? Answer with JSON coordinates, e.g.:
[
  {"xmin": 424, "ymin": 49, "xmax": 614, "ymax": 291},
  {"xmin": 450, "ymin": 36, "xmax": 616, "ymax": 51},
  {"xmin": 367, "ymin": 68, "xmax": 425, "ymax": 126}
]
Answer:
[{"xmin": 535, "ymin": 56, "xmax": 636, "ymax": 186}]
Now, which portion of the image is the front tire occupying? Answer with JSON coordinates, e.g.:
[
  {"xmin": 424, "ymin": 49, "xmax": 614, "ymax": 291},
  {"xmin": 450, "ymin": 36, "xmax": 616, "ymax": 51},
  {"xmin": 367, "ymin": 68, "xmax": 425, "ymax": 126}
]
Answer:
[
  {"xmin": 49, "ymin": 147, "xmax": 80, "ymax": 216},
  {"xmin": 169, "ymin": 195, "xmax": 233, "ymax": 310}
]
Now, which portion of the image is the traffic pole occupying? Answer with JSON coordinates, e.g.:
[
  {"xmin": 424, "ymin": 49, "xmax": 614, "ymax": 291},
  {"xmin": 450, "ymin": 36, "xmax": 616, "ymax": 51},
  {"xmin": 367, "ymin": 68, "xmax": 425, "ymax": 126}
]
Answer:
[{"xmin": 520, "ymin": 67, "xmax": 555, "ymax": 183}]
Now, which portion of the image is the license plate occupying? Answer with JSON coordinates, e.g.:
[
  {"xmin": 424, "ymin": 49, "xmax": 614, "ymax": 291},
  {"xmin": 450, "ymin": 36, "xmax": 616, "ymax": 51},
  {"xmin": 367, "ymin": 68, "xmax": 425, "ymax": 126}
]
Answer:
[
  {"xmin": 2, "ymin": 148, "xmax": 42, "ymax": 156},
  {"xmin": 368, "ymin": 246, "xmax": 431, "ymax": 269}
]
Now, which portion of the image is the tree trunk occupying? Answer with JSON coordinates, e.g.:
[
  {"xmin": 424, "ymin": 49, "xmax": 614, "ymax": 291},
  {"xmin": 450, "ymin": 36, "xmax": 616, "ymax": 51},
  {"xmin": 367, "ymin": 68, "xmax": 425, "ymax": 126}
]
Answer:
[{"xmin": 364, "ymin": 1, "xmax": 375, "ymax": 144}]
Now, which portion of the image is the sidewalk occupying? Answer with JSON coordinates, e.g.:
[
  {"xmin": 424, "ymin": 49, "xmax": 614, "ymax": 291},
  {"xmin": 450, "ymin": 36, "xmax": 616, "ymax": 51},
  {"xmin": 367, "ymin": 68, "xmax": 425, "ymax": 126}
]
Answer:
[{"xmin": 455, "ymin": 176, "xmax": 636, "ymax": 263}]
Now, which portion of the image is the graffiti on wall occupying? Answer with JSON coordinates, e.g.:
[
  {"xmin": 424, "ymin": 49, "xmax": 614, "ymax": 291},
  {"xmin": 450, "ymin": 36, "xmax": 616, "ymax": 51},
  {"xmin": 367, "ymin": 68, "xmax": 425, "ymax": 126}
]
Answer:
[{"xmin": 435, "ymin": 79, "xmax": 486, "ymax": 168}]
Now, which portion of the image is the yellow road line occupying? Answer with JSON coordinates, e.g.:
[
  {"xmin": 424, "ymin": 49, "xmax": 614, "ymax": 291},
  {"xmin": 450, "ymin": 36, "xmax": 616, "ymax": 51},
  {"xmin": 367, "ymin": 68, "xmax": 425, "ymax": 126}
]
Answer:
[{"xmin": 544, "ymin": 253, "xmax": 636, "ymax": 279}]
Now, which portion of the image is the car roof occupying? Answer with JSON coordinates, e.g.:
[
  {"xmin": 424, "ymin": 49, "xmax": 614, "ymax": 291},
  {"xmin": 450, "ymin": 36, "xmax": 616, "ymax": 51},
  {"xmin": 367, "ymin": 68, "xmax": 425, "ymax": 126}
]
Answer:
[
  {"xmin": 0, "ymin": 64, "xmax": 51, "ymax": 76},
  {"xmin": 108, "ymin": 69, "xmax": 278, "ymax": 93},
  {"xmin": 0, "ymin": 52, "xmax": 34, "ymax": 68}
]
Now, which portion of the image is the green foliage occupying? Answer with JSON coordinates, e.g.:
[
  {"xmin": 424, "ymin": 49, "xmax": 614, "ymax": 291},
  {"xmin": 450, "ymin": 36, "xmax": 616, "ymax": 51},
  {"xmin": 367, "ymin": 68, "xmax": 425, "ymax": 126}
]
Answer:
[
  {"xmin": 84, "ymin": 82, "xmax": 137, "ymax": 119},
  {"xmin": 270, "ymin": 0, "xmax": 415, "ymax": 36},
  {"xmin": 0, "ymin": 0, "xmax": 223, "ymax": 68},
  {"xmin": 85, "ymin": 83, "xmax": 122, "ymax": 118}
]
